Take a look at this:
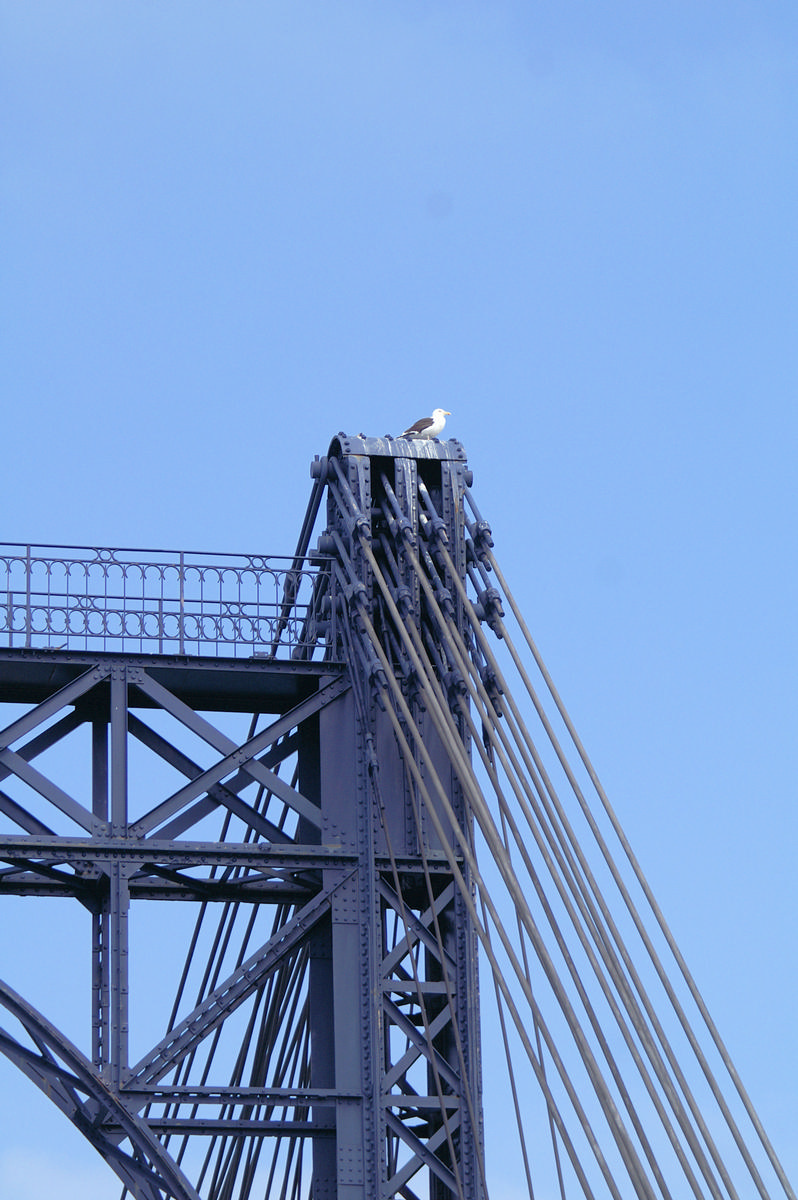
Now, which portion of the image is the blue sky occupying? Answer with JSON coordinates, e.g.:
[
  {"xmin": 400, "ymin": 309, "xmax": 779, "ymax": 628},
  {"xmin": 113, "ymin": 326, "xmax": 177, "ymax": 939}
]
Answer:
[{"xmin": 1, "ymin": 2, "xmax": 797, "ymax": 1195}]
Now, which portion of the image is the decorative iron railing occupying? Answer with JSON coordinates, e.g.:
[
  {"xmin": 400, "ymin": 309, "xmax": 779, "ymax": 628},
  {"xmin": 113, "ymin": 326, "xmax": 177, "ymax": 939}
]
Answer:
[{"xmin": 0, "ymin": 544, "xmax": 336, "ymax": 660}]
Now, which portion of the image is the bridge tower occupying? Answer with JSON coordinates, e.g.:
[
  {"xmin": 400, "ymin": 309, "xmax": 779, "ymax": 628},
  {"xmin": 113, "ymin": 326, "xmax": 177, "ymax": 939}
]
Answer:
[
  {"xmin": 2, "ymin": 434, "xmax": 794, "ymax": 1200},
  {"xmin": 0, "ymin": 435, "xmax": 484, "ymax": 1199}
]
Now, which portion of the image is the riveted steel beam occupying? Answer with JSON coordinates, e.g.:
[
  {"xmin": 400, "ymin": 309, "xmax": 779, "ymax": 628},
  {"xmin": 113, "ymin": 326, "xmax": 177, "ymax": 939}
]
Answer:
[{"xmin": 0, "ymin": 441, "xmax": 485, "ymax": 1199}]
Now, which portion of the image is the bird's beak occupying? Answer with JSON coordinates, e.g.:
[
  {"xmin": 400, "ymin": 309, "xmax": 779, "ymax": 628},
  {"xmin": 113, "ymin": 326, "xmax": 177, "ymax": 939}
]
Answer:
[{"xmin": 445, "ymin": 410, "xmax": 452, "ymax": 415}]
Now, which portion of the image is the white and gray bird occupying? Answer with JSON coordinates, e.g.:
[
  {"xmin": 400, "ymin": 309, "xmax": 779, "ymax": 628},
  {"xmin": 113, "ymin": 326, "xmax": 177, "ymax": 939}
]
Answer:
[{"xmin": 399, "ymin": 408, "xmax": 451, "ymax": 439}]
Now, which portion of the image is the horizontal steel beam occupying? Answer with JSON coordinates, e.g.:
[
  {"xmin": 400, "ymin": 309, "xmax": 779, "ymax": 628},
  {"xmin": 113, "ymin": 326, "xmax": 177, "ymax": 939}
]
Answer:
[
  {"xmin": 133, "ymin": 1118, "xmax": 336, "ymax": 1136},
  {"xmin": 123, "ymin": 1086, "xmax": 360, "ymax": 1105},
  {"xmin": 0, "ymin": 874, "xmax": 315, "ymax": 903},
  {"xmin": 0, "ymin": 648, "xmax": 344, "ymax": 713},
  {"xmin": 0, "ymin": 837, "xmax": 457, "ymax": 876},
  {"xmin": 0, "ymin": 836, "xmax": 358, "ymax": 869}
]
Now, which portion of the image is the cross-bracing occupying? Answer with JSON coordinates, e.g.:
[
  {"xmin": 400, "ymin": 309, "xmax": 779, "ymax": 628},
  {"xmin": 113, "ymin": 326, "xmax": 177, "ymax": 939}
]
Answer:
[{"xmin": 0, "ymin": 434, "xmax": 793, "ymax": 1200}]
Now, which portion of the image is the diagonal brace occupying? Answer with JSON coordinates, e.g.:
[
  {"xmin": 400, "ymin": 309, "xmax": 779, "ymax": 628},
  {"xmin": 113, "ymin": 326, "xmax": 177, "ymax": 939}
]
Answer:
[
  {"xmin": 129, "ymin": 672, "xmax": 349, "ymax": 833},
  {"xmin": 124, "ymin": 872, "xmax": 354, "ymax": 1092}
]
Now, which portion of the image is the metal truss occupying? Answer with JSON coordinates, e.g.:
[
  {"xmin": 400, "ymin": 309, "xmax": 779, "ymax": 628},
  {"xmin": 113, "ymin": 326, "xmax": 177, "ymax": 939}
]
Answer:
[
  {"xmin": 3, "ymin": 432, "xmax": 793, "ymax": 1200},
  {"xmin": 0, "ymin": 979, "xmax": 203, "ymax": 1200},
  {"xmin": 0, "ymin": 647, "xmax": 362, "ymax": 1196},
  {"xmin": 0, "ymin": 434, "xmax": 487, "ymax": 1199}
]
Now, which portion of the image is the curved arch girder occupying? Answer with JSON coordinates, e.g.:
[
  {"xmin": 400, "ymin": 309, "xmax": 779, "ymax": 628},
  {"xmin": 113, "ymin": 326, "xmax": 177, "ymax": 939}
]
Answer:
[{"xmin": 0, "ymin": 980, "xmax": 200, "ymax": 1200}]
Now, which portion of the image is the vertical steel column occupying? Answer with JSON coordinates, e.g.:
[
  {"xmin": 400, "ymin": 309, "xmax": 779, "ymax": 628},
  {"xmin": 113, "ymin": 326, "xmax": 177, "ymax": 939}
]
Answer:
[
  {"xmin": 302, "ymin": 703, "xmax": 338, "ymax": 1199},
  {"xmin": 318, "ymin": 434, "xmax": 485, "ymax": 1199},
  {"xmin": 108, "ymin": 666, "xmax": 130, "ymax": 1086},
  {"xmin": 308, "ymin": 918, "xmax": 336, "ymax": 1198},
  {"xmin": 301, "ymin": 684, "xmax": 381, "ymax": 1198},
  {"xmin": 91, "ymin": 717, "xmax": 109, "ymax": 1072},
  {"xmin": 301, "ymin": 670, "xmax": 383, "ymax": 1198}
]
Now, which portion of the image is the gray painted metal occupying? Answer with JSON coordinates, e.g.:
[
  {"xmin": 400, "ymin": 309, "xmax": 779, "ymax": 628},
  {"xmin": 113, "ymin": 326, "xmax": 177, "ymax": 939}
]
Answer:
[
  {"xmin": 316, "ymin": 433, "xmax": 484, "ymax": 1199},
  {"xmin": 0, "ymin": 434, "xmax": 485, "ymax": 1198},
  {"xmin": 0, "ymin": 544, "xmax": 332, "ymax": 659}
]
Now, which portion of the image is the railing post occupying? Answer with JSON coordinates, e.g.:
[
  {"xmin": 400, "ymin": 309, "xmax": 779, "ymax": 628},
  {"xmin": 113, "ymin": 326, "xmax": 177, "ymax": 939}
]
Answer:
[
  {"xmin": 179, "ymin": 551, "xmax": 185, "ymax": 656},
  {"xmin": 25, "ymin": 545, "xmax": 32, "ymax": 649}
]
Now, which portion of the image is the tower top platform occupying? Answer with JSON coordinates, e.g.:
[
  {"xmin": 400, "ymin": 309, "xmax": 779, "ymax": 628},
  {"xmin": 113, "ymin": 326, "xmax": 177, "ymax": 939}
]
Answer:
[{"xmin": 324, "ymin": 433, "xmax": 467, "ymax": 463}]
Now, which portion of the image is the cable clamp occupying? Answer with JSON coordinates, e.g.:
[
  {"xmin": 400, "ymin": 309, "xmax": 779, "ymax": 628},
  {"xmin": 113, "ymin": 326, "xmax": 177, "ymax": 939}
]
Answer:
[
  {"xmin": 474, "ymin": 587, "xmax": 504, "ymax": 634},
  {"xmin": 364, "ymin": 732, "xmax": 381, "ymax": 772},
  {"xmin": 369, "ymin": 666, "xmax": 388, "ymax": 709},
  {"xmin": 395, "ymin": 584, "xmax": 413, "ymax": 617},
  {"xmin": 470, "ymin": 520, "xmax": 494, "ymax": 562},
  {"xmin": 387, "ymin": 510, "xmax": 415, "ymax": 544},
  {"xmin": 444, "ymin": 669, "xmax": 468, "ymax": 707},
  {"xmin": 479, "ymin": 663, "xmax": 505, "ymax": 717},
  {"xmin": 349, "ymin": 512, "xmax": 371, "ymax": 541},
  {"xmin": 310, "ymin": 455, "xmax": 330, "ymax": 481},
  {"xmin": 343, "ymin": 580, "xmax": 368, "ymax": 606},
  {"xmin": 420, "ymin": 510, "xmax": 449, "ymax": 545},
  {"xmin": 434, "ymin": 583, "xmax": 455, "ymax": 621}
]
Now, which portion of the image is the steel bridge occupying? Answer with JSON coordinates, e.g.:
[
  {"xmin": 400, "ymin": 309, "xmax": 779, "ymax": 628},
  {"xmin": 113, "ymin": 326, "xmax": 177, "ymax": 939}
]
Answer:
[{"xmin": 0, "ymin": 434, "xmax": 793, "ymax": 1200}]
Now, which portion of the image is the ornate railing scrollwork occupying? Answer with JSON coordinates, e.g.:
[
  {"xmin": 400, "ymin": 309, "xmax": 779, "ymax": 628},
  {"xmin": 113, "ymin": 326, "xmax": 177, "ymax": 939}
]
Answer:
[{"xmin": 0, "ymin": 543, "xmax": 337, "ymax": 660}]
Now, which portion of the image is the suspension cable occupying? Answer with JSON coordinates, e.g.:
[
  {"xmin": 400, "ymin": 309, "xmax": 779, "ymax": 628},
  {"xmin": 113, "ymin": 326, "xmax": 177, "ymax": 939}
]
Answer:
[
  {"xmin": 381, "ymin": 512, "xmax": 724, "ymax": 1200},
  {"xmin": 329, "ymin": 517, "xmax": 654, "ymax": 1200},
  {"xmin": 324, "ymin": 455, "xmax": 793, "ymax": 1200},
  {"xmin": 462, "ymin": 488, "xmax": 793, "ymax": 1200},
  {"xmin": 410, "ymin": 485, "xmax": 740, "ymax": 1199}
]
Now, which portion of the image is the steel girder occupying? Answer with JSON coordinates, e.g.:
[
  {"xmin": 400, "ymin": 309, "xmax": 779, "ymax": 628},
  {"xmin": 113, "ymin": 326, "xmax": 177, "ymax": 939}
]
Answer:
[
  {"xmin": 0, "ymin": 979, "xmax": 202, "ymax": 1200},
  {"xmin": 0, "ymin": 650, "xmax": 360, "ymax": 1196},
  {"xmin": 317, "ymin": 434, "xmax": 485, "ymax": 1200},
  {"xmin": 0, "ymin": 433, "xmax": 487, "ymax": 1199}
]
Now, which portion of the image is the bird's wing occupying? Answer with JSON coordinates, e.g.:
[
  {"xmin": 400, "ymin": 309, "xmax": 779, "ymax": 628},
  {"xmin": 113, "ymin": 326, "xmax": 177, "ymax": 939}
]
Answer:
[{"xmin": 400, "ymin": 416, "xmax": 433, "ymax": 437}]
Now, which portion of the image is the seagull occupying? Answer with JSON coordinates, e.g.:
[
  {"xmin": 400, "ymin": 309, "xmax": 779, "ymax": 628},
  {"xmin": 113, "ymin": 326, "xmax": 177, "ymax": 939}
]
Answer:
[{"xmin": 399, "ymin": 408, "xmax": 451, "ymax": 439}]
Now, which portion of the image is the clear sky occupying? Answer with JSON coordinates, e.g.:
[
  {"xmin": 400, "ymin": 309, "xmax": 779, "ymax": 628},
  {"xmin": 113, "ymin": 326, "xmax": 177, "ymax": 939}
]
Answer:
[{"xmin": 1, "ymin": 2, "xmax": 796, "ymax": 1196}]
